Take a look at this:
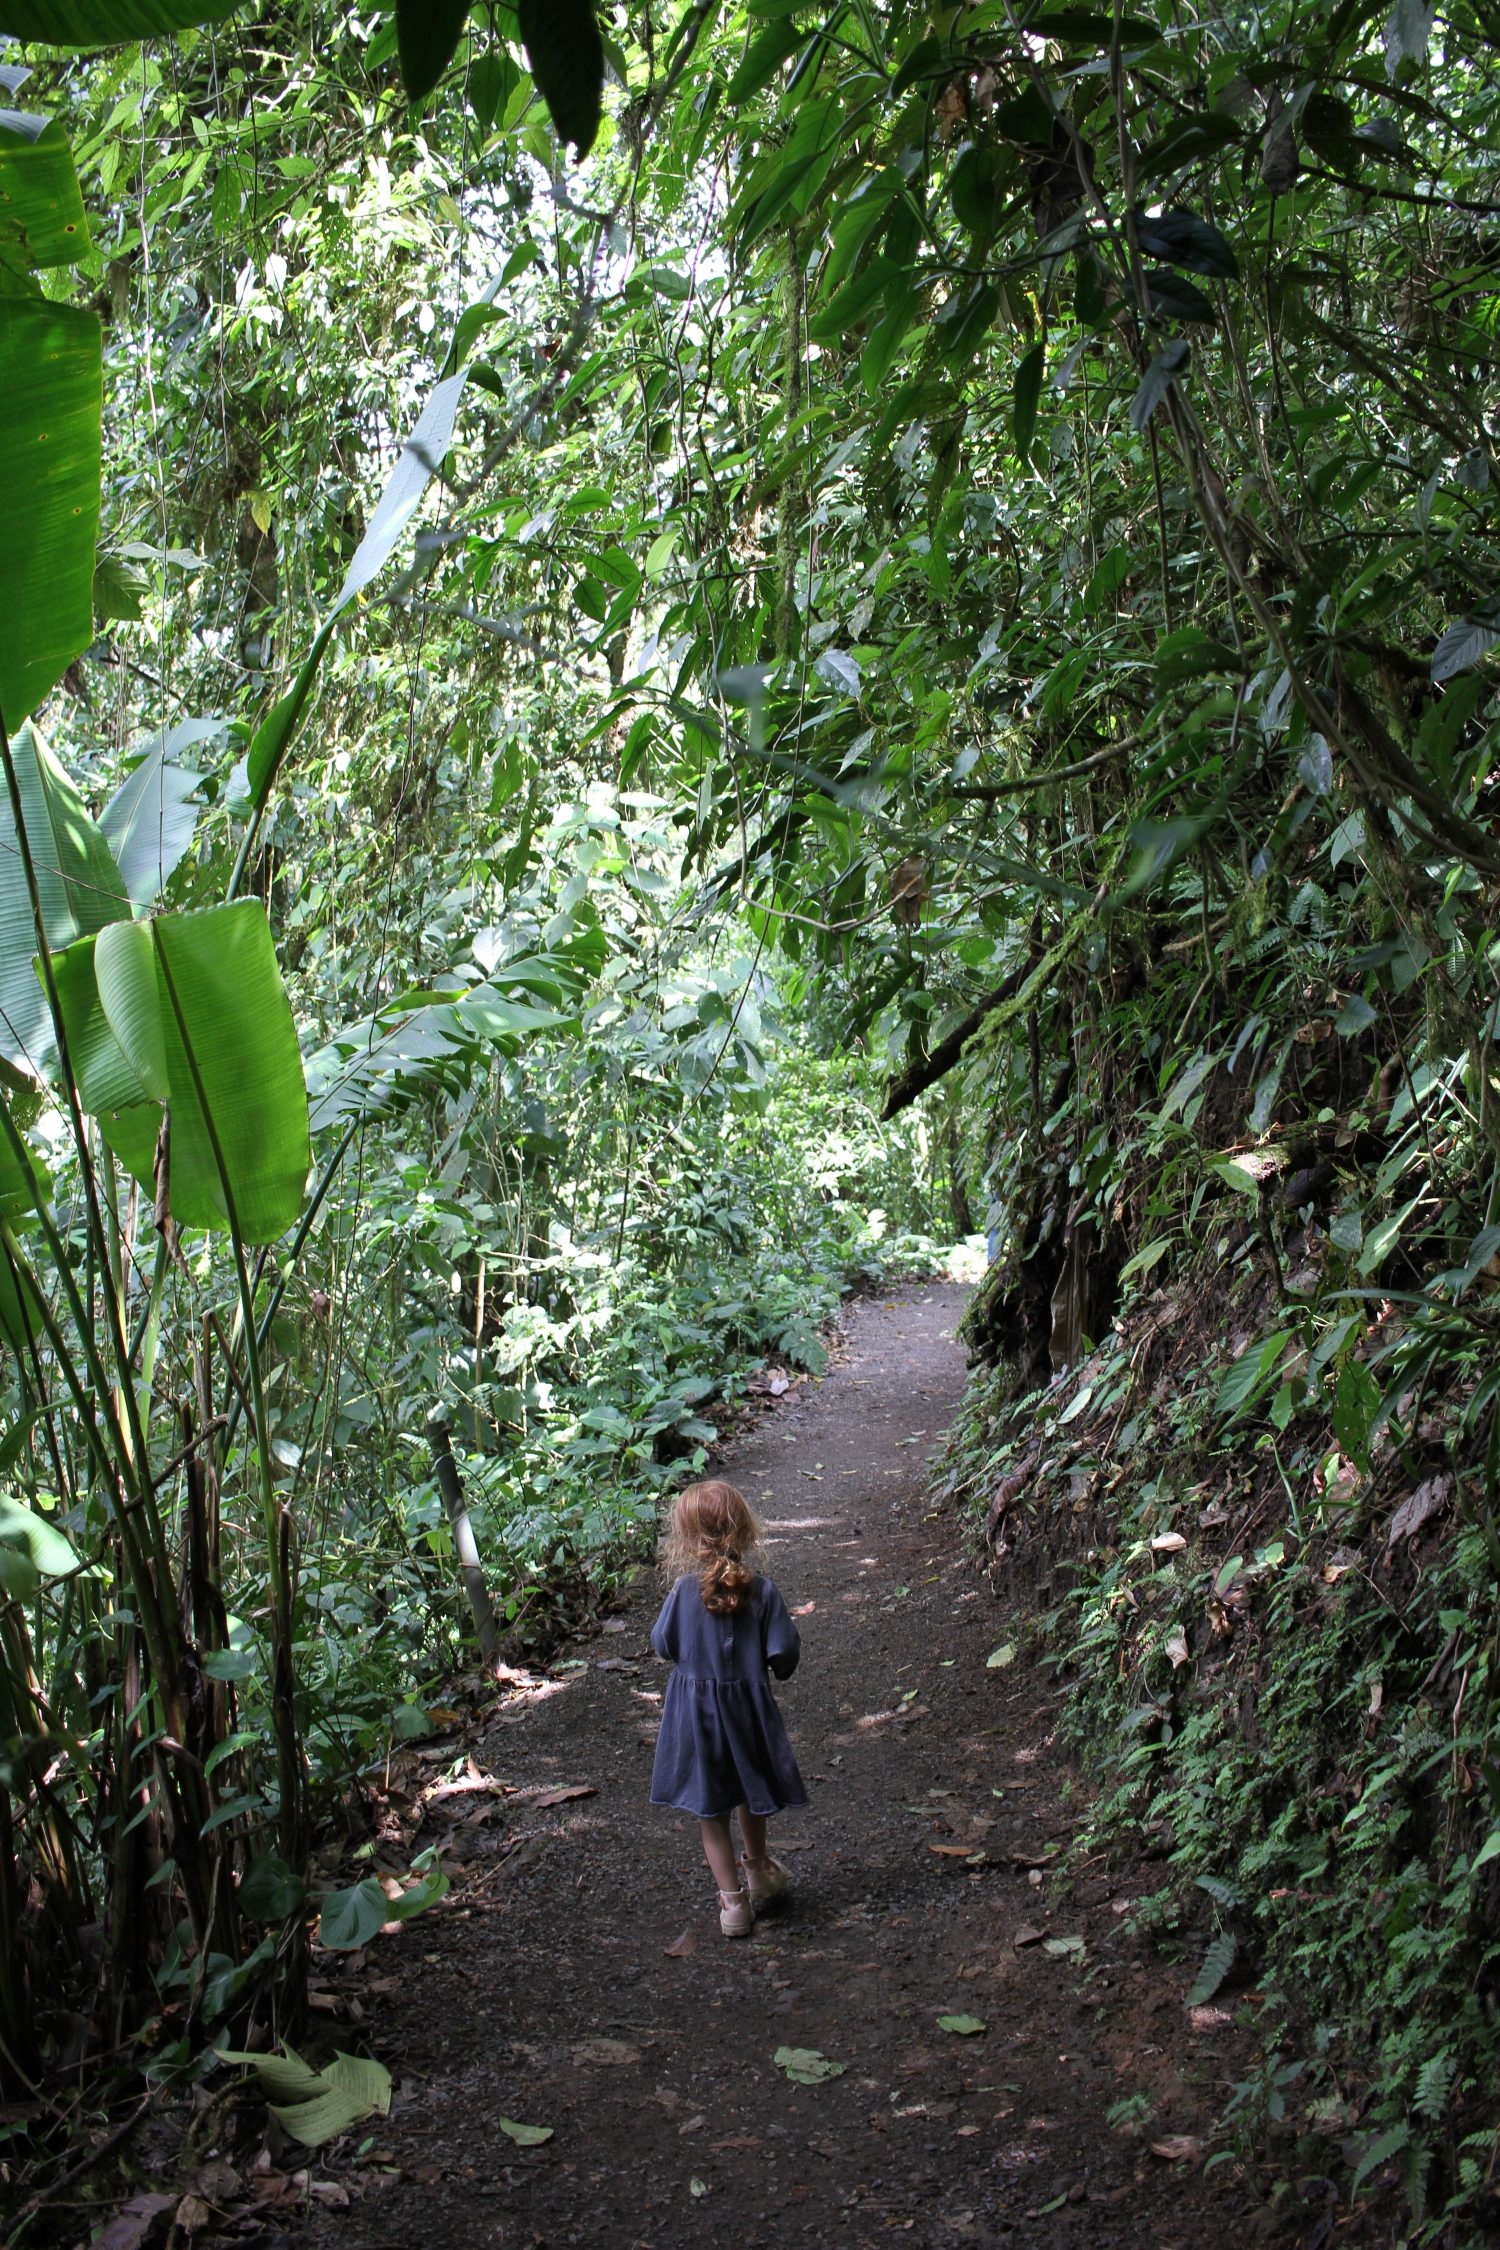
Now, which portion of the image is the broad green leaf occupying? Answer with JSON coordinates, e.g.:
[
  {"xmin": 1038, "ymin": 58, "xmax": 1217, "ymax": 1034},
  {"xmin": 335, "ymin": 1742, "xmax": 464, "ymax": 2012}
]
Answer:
[
  {"xmin": 1383, "ymin": 0, "xmax": 1434, "ymax": 75},
  {"xmin": 0, "ymin": 722, "xmax": 128, "ymax": 1074},
  {"xmin": 1216, "ymin": 1329, "xmax": 1293, "ymax": 1417},
  {"xmin": 397, "ymin": 0, "xmax": 471, "ymax": 100},
  {"xmin": 0, "ymin": 0, "xmax": 239, "ymax": 36},
  {"xmin": 0, "ymin": 111, "xmax": 91, "ymax": 267},
  {"xmin": 498, "ymin": 2117, "xmax": 554, "ymax": 2145},
  {"xmin": 94, "ymin": 920, "xmax": 170, "ymax": 1101},
  {"xmin": 517, "ymin": 0, "xmax": 604, "ymax": 158},
  {"xmin": 727, "ymin": 16, "xmax": 805, "ymax": 104},
  {"xmin": 317, "ymin": 1875, "xmax": 390, "ymax": 1951},
  {"xmin": 0, "ymin": 1490, "xmax": 76, "ymax": 1576},
  {"xmin": 1012, "ymin": 340, "xmax": 1044, "ymax": 465},
  {"xmin": 0, "ymin": 1104, "xmax": 46, "ymax": 1219},
  {"xmin": 1132, "ymin": 206, "xmax": 1238, "ymax": 279},
  {"xmin": 54, "ymin": 902, "xmax": 310, "ymax": 1241},
  {"xmin": 1129, "ymin": 337, "xmax": 1190, "ymax": 433},
  {"xmin": 245, "ymin": 368, "xmax": 470, "ymax": 822},
  {"xmin": 149, "ymin": 902, "xmax": 310, "ymax": 1240},
  {"xmin": 1358, "ymin": 1190, "xmax": 1424, "ymax": 1276},
  {"xmin": 222, "ymin": 2043, "xmax": 390, "ymax": 2150},
  {"xmin": 0, "ymin": 298, "xmax": 103, "ymax": 730},
  {"xmin": 98, "ymin": 720, "xmax": 218, "ymax": 908},
  {"xmin": 238, "ymin": 1853, "xmax": 307, "ymax": 1923},
  {"xmin": 936, "ymin": 2014, "xmax": 987, "ymax": 2035},
  {"xmin": 1431, "ymin": 617, "xmax": 1498, "ymax": 685}
]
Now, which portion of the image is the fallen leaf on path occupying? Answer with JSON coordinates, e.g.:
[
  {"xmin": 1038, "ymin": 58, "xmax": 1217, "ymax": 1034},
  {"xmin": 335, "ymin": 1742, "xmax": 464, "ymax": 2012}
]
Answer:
[
  {"xmin": 986, "ymin": 1644, "xmax": 1016, "ymax": 1669},
  {"xmin": 1151, "ymin": 1532, "xmax": 1187, "ymax": 1554},
  {"xmin": 1188, "ymin": 2004, "xmax": 1234, "ymax": 2032},
  {"xmin": 572, "ymin": 2038, "xmax": 642, "ymax": 2067},
  {"xmin": 1043, "ymin": 1935, "xmax": 1085, "ymax": 1959},
  {"xmin": 930, "ymin": 1842, "xmax": 983, "ymax": 1859},
  {"xmin": 1388, "ymin": 1474, "xmax": 1451, "ymax": 1547},
  {"xmin": 709, "ymin": 2134, "xmax": 761, "ymax": 2150},
  {"xmin": 678, "ymin": 2113, "xmax": 705, "ymax": 2135},
  {"xmin": 664, "ymin": 1929, "xmax": 697, "ymax": 1958},
  {"xmin": 594, "ymin": 1658, "xmax": 637, "ymax": 1672},
  {"xmin": 498, "ymin": 2118, "xmax": 554, "ymax": 2146},
  {"xmin": 774, "ymin": 2046, "xmax": 846, "ymax": 2084},
  {"xmin": 689, "ymin": 2176, "xmax": 708, "ymax": 2197},
  {"xmin": 792, "ymin": 1601, "xmax": 816, "ymax": 1616},
  {"xmin": 1012, "ymin": 1924, "xmax": 1046, "ymax": 1949},
  {"xmin": 174, "ymin": 2193, "xmax": 213, "ymax": 2235},
  {"xmin": 531, "ymin": 1785, "xmax": 597, "ymax": 1809},
  {"xmin": 1150, "ymin": 2135, "xmax": 1203, "ymax": 2163},
  {"xmin": 601, "ymin": 1618, "xmax": 628, "ymax": 1633},
  {"xmin": 936, "ymin": 2015, "xmax": 987, "ymax": 2036},
  {"xmin": 95, "ymin": 2194, "xmax": 179, "ymax": 2250}
]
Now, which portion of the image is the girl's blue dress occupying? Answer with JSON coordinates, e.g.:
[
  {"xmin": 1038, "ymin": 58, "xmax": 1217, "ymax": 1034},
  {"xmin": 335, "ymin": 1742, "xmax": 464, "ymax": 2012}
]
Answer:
[{"xmin": 648, "ymin": 1572, "xmax": 809, "ymax": 1818}]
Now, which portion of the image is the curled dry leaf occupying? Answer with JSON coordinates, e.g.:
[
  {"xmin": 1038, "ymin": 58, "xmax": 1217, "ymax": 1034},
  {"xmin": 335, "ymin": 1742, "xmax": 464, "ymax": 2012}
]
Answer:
[
  {"xmin": 1150, "ymin": 2134, "xmax": 1204, "ymax": 2163},
  {"xmin": 664, "ymin": 1928, "xmax": 697, "ymax": 1958},
  {"xmin": 1013, "ymin": 1923, "xmax": 1046, "ymax": 1949}
]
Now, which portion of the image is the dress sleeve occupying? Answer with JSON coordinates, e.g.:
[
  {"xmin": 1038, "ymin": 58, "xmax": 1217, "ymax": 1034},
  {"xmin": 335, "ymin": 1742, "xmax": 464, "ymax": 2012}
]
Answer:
[
  {"xmin": 762, "ymin": 1580, "xmax": 801, "ymax": 1681},
  {"xmin": 650, "ymin": 1579, "xmax": 682, "ymax": 1662}
]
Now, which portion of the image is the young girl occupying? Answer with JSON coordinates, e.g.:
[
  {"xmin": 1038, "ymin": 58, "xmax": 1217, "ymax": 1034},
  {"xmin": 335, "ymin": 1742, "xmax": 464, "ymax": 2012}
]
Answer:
[{"xmin": 649, "ymin": 1479, "xmax": 807, "ymax": 1938}]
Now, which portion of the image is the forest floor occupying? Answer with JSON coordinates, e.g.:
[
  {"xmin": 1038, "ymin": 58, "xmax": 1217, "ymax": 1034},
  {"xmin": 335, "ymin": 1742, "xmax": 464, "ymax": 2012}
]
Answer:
[{"xmin": 280, "ymin": 1283, "xmax": 1266, "ymax": 2249}]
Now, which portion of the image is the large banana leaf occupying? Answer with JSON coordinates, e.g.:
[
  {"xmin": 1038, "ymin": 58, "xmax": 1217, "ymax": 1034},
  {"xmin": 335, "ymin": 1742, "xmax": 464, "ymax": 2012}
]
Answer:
[
  {"xmin": 98, "ymin": 718, "xmax": 219, "ymax": 909},
  {"xmin": 0, "ymin": 296, "xmax": 103, "ymax": 729},
  {"xmin": 0, "ymin": 110, "xmax": 91, "ymax": 266},
  {"xmin": 0, "ymin": 722, "xmax": 128, "ymax": 1075},
  {"xmin": 242, "ymin": 368, "xmax": 470, "ymax": 820},
  {"xmin": 0, "ymin": 2, "xmax": 240, "ymax": 41},
  {"xmin": 51, "ymin": 903, "xmax": 309, "ymax": 1242}
]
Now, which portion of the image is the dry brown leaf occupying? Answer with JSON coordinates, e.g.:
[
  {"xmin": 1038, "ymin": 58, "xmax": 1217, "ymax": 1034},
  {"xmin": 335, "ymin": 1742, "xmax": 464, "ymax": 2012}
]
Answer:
[
  {"xmin": 664, "ymin": 1928, "xmax": 697, "ymax": 1958},
  {"xmin": 709, "ymin": 2134, "xmax": 762, "ymax": 2151},
  {"xmin": 1150, "ymin": 2135, "xmax": 1203, "ymax": 2163},
  {"xmin": 930, "ymin": 1842, "xmax": 982, "ymax": 1859},
  {"xmin": 532, "ymin": 1784, "xmax": 597, "ymax": 1809},
  {"xmin": 572, "ymin": 2037, "xmax": 642, "ymax": 2067},
  {"xmin": 96, "ymin": 2193, "xmax": 177, "ymax": 2250},
  {"xmin": 173, "ymin": 2194, "xmax": 213, "ymax": 2236},
  {"xmin": 1012, "ymin": 1924, "xmax": 1046, "ymax": 1949},
  {"xmin": 1387, "ymin": 1474, "xmax": 1451, "ymax": 1548}
]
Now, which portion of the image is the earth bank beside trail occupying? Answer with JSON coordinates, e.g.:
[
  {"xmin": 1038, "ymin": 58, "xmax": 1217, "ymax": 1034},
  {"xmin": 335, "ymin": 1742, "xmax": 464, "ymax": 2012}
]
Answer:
[{"xmin": 290, "ymin": 1284, "xmax": 1248, "ymax": 2248}]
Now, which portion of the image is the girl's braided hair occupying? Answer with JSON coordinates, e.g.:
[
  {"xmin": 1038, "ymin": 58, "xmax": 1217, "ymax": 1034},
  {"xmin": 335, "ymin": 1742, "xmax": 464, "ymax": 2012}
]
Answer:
[{"xmin": 661, "ymin": 1479, "xmax": 762, "ymax": 1614}]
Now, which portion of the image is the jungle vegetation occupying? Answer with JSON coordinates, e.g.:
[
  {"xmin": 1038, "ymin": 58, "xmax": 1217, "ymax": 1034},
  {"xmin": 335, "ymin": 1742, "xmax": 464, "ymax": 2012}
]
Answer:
[{"xmin": 0, "ymin": 0, "xmax": 1498, "ymax": 2235}]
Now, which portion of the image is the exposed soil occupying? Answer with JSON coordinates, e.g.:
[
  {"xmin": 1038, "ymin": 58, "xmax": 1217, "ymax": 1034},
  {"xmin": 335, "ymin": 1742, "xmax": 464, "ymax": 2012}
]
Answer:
[{"xmin": 284, "ymin": 1284, "xmax": 1258, "ymax": 2249}]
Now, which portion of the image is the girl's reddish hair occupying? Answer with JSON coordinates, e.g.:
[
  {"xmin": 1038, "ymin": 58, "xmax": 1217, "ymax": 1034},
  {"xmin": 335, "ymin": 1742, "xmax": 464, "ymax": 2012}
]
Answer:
[{"xmin": 662, "ymin": 1479, "xmax": 761, "ymax": 1614}]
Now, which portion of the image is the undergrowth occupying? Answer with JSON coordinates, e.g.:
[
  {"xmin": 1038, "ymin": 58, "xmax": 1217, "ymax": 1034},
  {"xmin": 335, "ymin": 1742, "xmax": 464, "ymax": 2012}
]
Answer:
[{"xmin": 943, "ymin": 1243, "xmax": 1500, "ymax": 2244}]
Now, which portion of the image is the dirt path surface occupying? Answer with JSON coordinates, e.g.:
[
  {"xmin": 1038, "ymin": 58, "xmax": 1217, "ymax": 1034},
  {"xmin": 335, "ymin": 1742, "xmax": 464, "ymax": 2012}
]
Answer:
[{"xmin": 298, "ymin": 1285, "xmax": 1234, "ymax": 2249}]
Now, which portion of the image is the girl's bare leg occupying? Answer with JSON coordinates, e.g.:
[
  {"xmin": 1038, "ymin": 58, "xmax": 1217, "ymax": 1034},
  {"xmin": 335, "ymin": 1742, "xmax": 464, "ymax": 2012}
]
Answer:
[
  {"xmin": 699, "ymin": 1815, "xmax": 741, "ymax": 1893},
  {"xmin": 737, "ymin": 1806, "xmax": 768, "ymax": 1866}
]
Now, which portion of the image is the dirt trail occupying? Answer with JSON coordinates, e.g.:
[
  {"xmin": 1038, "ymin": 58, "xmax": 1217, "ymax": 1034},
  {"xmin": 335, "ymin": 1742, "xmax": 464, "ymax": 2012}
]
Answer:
[{"xmin": 299, "ymin": 1285, "xmax": 1233, "ymax": 2249}]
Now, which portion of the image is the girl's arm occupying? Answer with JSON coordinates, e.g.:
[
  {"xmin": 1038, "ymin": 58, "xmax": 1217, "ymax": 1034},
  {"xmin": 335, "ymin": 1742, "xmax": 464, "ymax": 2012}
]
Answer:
[
  {"xmin": 763, "ymin": 1582, "xmax": 801, "ymax": 1680},
  {"xmin": 649, "ymin": 1579, "xmax": 682, "ymax": 1662}
]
